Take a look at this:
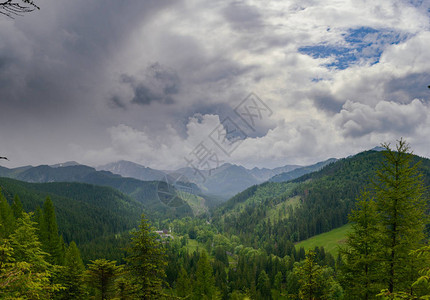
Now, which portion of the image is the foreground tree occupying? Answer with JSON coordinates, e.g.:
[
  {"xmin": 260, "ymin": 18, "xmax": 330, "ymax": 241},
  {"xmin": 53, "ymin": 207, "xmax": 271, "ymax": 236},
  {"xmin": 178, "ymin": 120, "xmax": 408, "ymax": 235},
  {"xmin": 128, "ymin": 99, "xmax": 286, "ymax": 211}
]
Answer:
[
  {"xmin": 39, "ymin": 197, "xmax": 64, "ymax": 265},
  {"xmin": 1, "ymin": 212, "xmax": 61, "ymax": 298},
  {"xmin": 194, "ymin": 250, "xmax": 217, "ymax": 300},
  {"xmin": 0, "ymin": 192, "xmax": 15, "ymax": 239},
  {"xmin": 374, "ymin": 139, "xmax": 427, "ymax": 294},
  {"xmin": 176, "ymin": 266, "xmax": 192, "ymax": 298},
  {"xmin": 342, "ymin": 139, "xmax": 428, "ymax": 298},
  {"xmin": 85, "ymin": 259, "xmax": 122, "ymax": 300},
  {"xmin": 340, "ymin": 191, "xmax": 383, "ymax": 299},
  {"xmin": 55, "ymin": 241, "xmax": 87, "ymax": 299},
  {"xmin": 294, "ymin": 251, "xmax": 324, "ymax": 300},
  {"xmin": 126, "ymin": 214, "xmax": 166, "ymax": 299}
]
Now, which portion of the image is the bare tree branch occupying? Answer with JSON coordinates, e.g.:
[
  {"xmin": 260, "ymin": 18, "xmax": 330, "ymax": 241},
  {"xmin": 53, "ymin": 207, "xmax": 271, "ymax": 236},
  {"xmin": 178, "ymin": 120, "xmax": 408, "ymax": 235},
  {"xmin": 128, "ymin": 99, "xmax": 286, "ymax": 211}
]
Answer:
[{"xmin": 0, "ymin": 0, "xmax": 39, "ymax": 18}]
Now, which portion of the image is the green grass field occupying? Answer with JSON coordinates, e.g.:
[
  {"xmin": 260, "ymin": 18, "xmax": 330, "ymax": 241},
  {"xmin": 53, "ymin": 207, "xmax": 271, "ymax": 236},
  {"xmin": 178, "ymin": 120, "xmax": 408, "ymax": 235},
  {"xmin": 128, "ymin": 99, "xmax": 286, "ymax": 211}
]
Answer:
[{"xmin": 296, "ymin": 223, "xmax": 352, "ymax": 255}]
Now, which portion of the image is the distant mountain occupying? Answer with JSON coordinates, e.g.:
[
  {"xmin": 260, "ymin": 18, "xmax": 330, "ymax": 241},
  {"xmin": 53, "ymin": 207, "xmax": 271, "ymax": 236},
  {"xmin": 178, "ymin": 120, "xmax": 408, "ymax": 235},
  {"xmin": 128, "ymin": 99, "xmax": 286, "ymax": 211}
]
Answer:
[
  {"xmin": 269, "ymin": 158, "xmax": 337, "ymax": 182},
  {"xmin": 97, "ymin": 160, "xmax": 166, "ymax": 181},
  {"xmin": 50, "ymin": 161, "xmax": 81, "ymax": 168},
  {"xmin": 249, "ymin": 164, "xmax": 301, "ymax": 182},
  {"xmin": 0, "ymin": 164, "xmax": 197, "ymax": 220},
  {"xmin": 0, "ymin": 165, "xmax": 32, "ymax": 177},
  {"xmin": 175, "ymin": 163, "xmax": 274, "ymax": 198},
  {"xmin": 98, "ymin": 160, "xmax": 301, "ymax": 200},
  {"xmin": 370, "ymin": 146, "xmax": 385, "ymax": 152}
]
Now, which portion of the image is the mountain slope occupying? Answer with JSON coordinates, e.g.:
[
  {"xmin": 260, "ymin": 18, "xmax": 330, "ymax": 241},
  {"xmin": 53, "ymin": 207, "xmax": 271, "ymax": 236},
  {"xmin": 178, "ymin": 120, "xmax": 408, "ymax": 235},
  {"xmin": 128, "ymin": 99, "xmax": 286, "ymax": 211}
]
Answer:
[
  {"xmin": 0, "ymin": 177, "xmax": 143, "ymax": 246},
  {"xmin": 213, "ymin": 150, "xmax": 430, "ymax": 255},
  {"xmin": 0, "ymin": 165, "xmax": 195, "ymax": 220},
  {"xmin": 269, "ymin": 158, "xmax": 337, "ymax": 182},
  {"xmin": 97, "ymin": 160, "xmax": 166, "ymax": 181}
]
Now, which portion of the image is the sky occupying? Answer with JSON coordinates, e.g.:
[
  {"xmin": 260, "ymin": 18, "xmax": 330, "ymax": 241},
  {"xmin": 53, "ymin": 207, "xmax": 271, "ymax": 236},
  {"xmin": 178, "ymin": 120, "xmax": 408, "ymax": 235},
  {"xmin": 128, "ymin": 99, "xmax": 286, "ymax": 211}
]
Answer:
[{"xmin": 1, "ymin": 0, "xmax": 430, "ymax": 170}]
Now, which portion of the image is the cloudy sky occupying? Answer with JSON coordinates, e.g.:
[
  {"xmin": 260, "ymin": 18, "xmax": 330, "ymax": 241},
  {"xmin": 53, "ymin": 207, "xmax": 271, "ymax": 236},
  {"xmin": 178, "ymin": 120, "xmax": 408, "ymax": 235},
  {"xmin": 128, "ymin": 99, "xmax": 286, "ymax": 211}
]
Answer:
[{"xmin": 1, "ymin": 0, "xmax": 430, "ymax": 170}]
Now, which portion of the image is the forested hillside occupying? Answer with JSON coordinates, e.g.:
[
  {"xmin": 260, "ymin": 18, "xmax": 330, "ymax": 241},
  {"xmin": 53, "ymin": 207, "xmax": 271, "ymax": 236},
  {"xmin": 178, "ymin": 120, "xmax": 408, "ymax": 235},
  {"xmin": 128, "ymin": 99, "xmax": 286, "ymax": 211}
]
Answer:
[
  {"xmin": 212, "ymin": 150, "xmax": 430, "ymax": 255},
  {"xmin": 0, "ymin": 165, "xmax": 197, "ymax": 220},
  {"xmin": 0, "ymin": 177, "xmax": 143, "ymax": 261}
]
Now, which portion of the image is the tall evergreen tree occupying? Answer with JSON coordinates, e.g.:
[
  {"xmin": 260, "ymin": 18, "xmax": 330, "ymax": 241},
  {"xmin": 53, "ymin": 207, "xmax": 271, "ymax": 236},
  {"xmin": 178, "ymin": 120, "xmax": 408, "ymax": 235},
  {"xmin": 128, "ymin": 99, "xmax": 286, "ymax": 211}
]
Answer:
[
  {"xmin": 4, "ymin": 212, "xmax": 61, "ymax": 298},
  {"xmin": 40, "ymin": 197, "xmax": 63, "ymax": 265},
  {"xmin": 0, "ymin": 190, "xmax": 15, "ymax": 238},
  {"xmin": 340, "ymin": 190, "xmax": 383, "ymax": 299},
  {"xmin": 257, "ymin": 270, "xmax": 271, "ymax": 299},
  {"xmin": 9, "ymin": 212, "xmax": 48, "ymax": 270},
  {"xmin": 126, "ymin": 214, "xmax": 166, "ymax": 299},
  {"xmin": 294, "ymin": 251, "xmax": 324, "ymax": 300},
  {"xmin": 86, "ymin": 259, "xmax": 122, "ymax": 300},
  {"xmin": 374, "ymin": 139, "xmax": 427, "ymax": 294},
  {"xmin": 11, "ymin": 194, "xmax": 23, "ymax": 220},
  {"xmin": 56, "ymin": 241, "xmax": 87, "ymax": 299},
  {"xmin": 176, "ymin": 266, "xmax": 192, "ymax": 298},
  {"xmin": 194, "ymin": 250, "xmax": 217, "ymax": 300}
]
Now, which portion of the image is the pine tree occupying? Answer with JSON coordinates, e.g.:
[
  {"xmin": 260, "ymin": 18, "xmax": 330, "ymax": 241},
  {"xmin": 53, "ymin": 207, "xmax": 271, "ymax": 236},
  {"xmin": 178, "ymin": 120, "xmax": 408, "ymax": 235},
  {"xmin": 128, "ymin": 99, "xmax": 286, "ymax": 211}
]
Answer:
[
  {"xmin": 3, "ymin": 212, "xmax": 61, "ymax": 298},
  {"xmin": 55, "ymin": 241, "xmax": 87, "ymax": 299},
  {"xmin": 295, "ymin": 251, "xmax": 323, "ymax": 300},
  {"xmin": 40, "ymin": 197, "xmax": 63, "ymax": 265},
  {"xmin": 126, "ymin": 214, "xmax": 166, "ymax": 299},
  {"xmin": 374, "ymin": 139, "xmax": 427, "ymax": 294},
  {"xmin": 9, "ymin": 212, "xmax": 49, "ymax": 270},
  {"xmin": 257, "ymin": 270, "xmax": 271, "ymax": 299},
  {"xmin": 11, "ymin": 194, "xmax": 23, "ymax": 220},
  {"xmin": 0, "ymin": 190, "xmax": 15, "ymax": 238},
  {"xmin": 194, "ymin": 250, "xmax": 217, "ymax": 300},
  {"xmin": 85, "ymin": 259, "xmax": 122, "ymax": 300},
  {"xmin": 176, "ymin": 266, "xmax": 192, "ymax": 298},
  {"xmin": 340, "ymin": 190, "xmax": 383, "ymax": 299},
  {"xmin": 273, "ymin": 271, "xmax": 284, "ymax": 299}
]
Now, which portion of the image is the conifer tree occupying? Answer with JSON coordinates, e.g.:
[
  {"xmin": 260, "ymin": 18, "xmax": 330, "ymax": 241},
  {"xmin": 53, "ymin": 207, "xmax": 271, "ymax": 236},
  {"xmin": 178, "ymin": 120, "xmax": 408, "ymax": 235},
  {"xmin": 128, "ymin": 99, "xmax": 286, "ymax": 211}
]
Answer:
[
  {"xmin": 176, "ymin": 266, "xmax": 192, "ymax": 298},
  {"xmin": 9, "ymin": 212, "xmax": 49, "ymax": 270},
  {"xmin": 294, "ymin": 251, "xmax": 324, "ymax": 300},
  {"xmin": 0, "ymin": 190, "xmax": 15, "ymax": 238},
  {"xmin": 86, "ymin": 259, "xmax": 122, "ymax": 300},
  {"xmin": 257, "ymin": 270, "xmax": 271, "ymax": 299},
  {"xmin": 194, "ymin": 250, "xmax": 217, "ymax": 300},
  {"xmin": 4, "ymin": 212, "xmax": 61, "ymax": 298},
  {"xmin": 11, "ymin": 194, "xmax": 23, "ymax": 220},
  {"xmin": 340, "ymin": 190, "xmax": 383, "ymax": 299},
  {"xmin": 126, "ymin": 214, "xmax": 166, "ymax": 299},
  {"xmin": 56, "ymin": 241, "xmax": 87, "ymax": 299},
  {"xmin": 374, "ymin": 139, "xmax": 427, "ymax": 294},
  {"xmin": 40, "ymin": 197, "xmax": 63, "ymax": 265}
]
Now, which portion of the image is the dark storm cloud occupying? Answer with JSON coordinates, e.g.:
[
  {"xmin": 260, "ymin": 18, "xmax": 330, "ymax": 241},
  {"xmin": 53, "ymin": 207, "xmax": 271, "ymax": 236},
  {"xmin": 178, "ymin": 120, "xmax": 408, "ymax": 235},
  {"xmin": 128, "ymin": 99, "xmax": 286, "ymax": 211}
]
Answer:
[
  {"xmin": 0, "ymin": 0, "xmax": 178, "ymax": 114},
  {"xmin": 310, "ymin": 90, "xmax": 344, "ymax": 113},
  {"xmin": 384, "ymin": 72, "xmax": 430, "ymax": 103},
  {"xmin": 114, "ymin": 63, "xmax": 180, "ymax": 106},
  {"xmin": 222, "ymin": 1, "xmax": 263, "ymax": 31}
]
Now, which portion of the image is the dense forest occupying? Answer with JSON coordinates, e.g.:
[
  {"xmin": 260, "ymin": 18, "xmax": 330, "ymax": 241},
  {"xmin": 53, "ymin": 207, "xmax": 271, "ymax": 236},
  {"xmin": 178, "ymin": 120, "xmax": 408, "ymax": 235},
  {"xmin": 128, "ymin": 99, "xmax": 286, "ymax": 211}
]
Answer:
[{"xmin": 1, "ymin": 140, "xmax": 430, "ymax": 299}]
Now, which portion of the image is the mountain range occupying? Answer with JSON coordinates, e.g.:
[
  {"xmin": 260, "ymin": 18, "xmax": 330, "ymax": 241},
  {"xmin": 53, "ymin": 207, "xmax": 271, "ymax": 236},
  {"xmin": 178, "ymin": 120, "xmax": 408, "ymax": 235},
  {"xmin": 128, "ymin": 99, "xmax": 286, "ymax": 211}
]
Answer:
[
  {"xmin": 2, "ymin": 147, "xmax": 428, "ymax": 262},
  {"xmin": 98, "ymin": 160, "xmax": 306, "ymax": 198}
]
